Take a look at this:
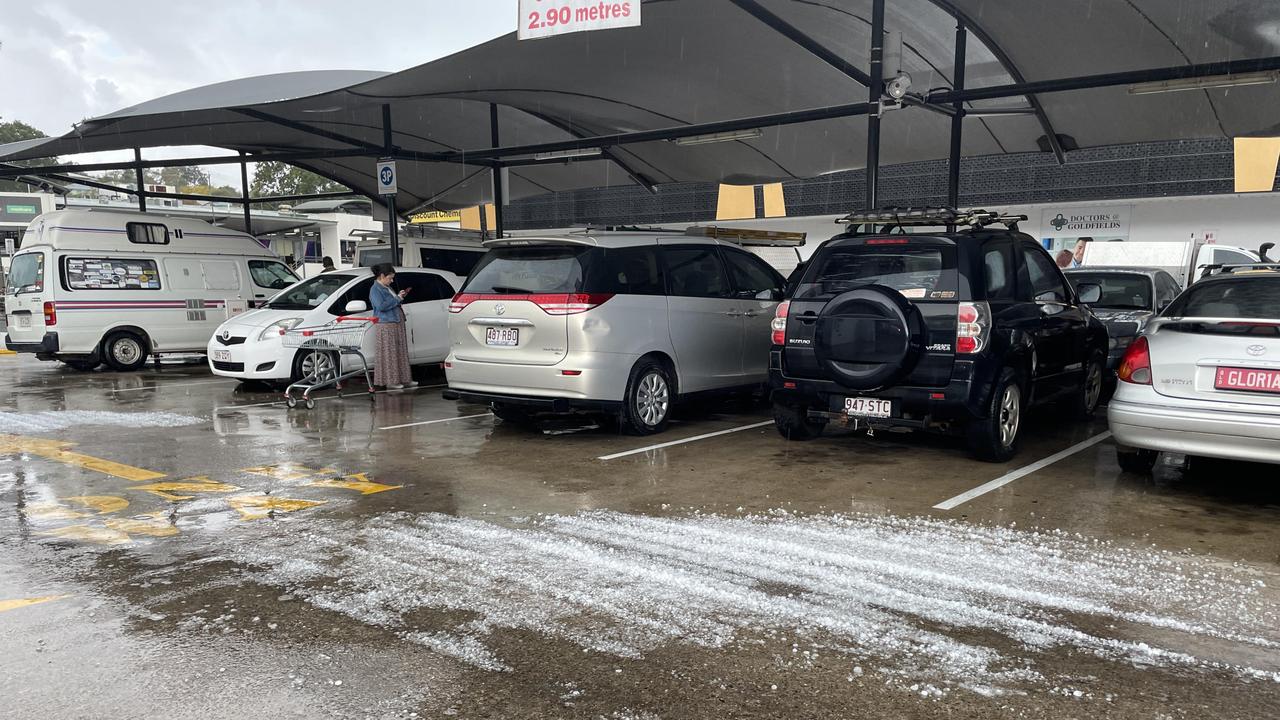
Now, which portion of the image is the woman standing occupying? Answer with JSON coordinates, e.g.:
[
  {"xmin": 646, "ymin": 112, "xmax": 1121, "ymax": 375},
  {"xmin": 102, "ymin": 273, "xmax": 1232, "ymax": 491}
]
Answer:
[{"xmin": 368, "ymin": 263, "xmax": 416, "ymax": 390}]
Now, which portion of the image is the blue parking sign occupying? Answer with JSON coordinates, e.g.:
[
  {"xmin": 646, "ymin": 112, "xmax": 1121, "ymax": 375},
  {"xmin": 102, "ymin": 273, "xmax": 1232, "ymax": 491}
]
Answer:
[{"xmin": 376, "ymin": 160, "xmax": 397, "ymax": 196}]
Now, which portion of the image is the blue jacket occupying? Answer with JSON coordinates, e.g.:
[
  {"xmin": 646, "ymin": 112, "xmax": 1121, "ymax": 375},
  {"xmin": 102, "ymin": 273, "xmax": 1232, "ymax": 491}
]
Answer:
[{"xmin": 369, "ymin": 282, "xmax": 403, "ymax": 323}]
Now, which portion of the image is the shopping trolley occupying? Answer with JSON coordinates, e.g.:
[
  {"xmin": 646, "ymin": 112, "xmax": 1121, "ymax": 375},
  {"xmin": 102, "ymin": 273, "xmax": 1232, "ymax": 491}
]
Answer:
[{"xmin": 280, "ymin": 316, "xmax": 378, "ymax": 409}]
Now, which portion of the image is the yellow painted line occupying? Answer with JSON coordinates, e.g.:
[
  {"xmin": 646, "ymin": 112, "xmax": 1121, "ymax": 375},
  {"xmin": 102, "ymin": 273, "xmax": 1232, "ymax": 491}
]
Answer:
[
  {"xmin": 0, "ymin": 435, "xmax": 166, "ymax": 482},
  {"xmin": 39, "ymin": 524, "xmax": 132, "ymax": 545},
  {"xmin": 131, "ymin": 477, "xmax": 240, "ymax": 501},
  {"xmin": 105, "ymin": 513, "xmax": 179, "ymax": 538},
  {"xmin": 305, "ymin": 473, "xmax": 403, "ymax": 495},
  {"xmin": 64, "ymin": 495, "xmax": 129, "ymax": 515},
  {"xmin": 25, "ymin": 503, "xmax": 92, "ymax": 521},
  {"xmin": 240, "ymin": 463, "xmax": 332, "ymax": 482},
  {"xmin": 0, "ymin": 595, "xmax": 69, "ymax": 613},
  {"xmin": 228, "ymin": 495, "xmax": 327, "ymax": 521},
  {"xmin": 0, "ymin": 349, "xmax": 17, "ymax": 356}
]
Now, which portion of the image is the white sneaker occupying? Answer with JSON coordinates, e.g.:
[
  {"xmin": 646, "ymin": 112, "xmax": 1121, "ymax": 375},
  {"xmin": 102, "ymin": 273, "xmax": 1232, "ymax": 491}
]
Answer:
[
  {"xmin": 387, "ymin": 384, "xmax": 404, "ymax": 390},
  {"xmin": 404, "ymin": 381, "xmax": 419, "ymax": 388}
]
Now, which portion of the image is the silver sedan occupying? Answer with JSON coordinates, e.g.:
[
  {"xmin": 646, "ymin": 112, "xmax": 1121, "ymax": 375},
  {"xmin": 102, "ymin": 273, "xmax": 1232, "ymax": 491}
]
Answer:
[{"xmin": 1109, "ymin": 268, "xmax": 1280, "ymax": 472}]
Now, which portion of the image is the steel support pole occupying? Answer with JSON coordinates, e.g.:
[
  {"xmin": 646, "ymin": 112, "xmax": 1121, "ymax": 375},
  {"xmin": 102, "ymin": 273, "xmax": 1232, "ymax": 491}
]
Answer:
[
  {"xmin": 865, "ymin": 0, "xmax": 886, "ymax": 210},
  {"xmin": 947, "ymin": 24, "xmax": 967, "ymax": 209},
  {"xmin": 134, "ymin": 148, "xmax": 146, "ymax": 212},
  {"xmin": 382, "ymin": 104, "xmax": 400, "ymax": 265},
  {"xmin": 489, "ymin": 103, "xmax": 505, "ymax": 239},
  {"xmin": 239, "ymin": 152, "xmax": 253, "ymax": 237}
]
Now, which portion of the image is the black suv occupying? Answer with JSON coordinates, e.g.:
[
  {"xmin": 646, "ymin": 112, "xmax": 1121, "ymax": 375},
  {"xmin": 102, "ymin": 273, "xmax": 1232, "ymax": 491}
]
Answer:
[{"xmin": 768, "ymin": 209, "xmax": 1109, "ymax": 462}]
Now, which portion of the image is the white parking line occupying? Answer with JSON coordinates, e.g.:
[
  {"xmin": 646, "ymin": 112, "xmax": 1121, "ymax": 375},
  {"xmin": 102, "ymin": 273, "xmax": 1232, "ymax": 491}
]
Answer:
[
  {"xmin": 378, "ymin": 412, "xmax": 493, "ymax": 430},
  {"xmin": 111, "ymin": 378, "xmax": 240, "ymax": 394},
  {"xmin": 213, "ymin": 383, "xmax": 445, "ymax": 413},
  {"xmin": 598, "ymin": 420, "xmax": 774, "ymax": 461},
  {"xmin": 932, "ymin": 431, "xmax": 1113, "ymax": 511}
]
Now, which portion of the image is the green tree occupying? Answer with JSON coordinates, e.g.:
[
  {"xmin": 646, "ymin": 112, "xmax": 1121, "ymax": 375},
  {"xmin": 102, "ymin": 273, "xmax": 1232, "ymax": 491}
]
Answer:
[
  {"xmin": 0, "ymin": 118, "xmax": 56, "ymax": 192},
  {"xmin": 251, "ymin": 161, "xmax": 342, "ymax": 207}
]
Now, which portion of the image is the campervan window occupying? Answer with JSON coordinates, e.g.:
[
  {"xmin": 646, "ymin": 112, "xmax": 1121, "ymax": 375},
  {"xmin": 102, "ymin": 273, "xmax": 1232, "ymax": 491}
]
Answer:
[
  {"xmin": 203, "ymin": 261, "xmax": 241, "ymax": 290},
  {"xmin": 359, "ymin": 247, "xmax": 393, "ymax": 267},
  {"xmin": 126, "ymin": 222, "xmax": 169, "ymax": 245},
  {"xmin": 64, "ymin": 257, "xmax": 161, "ymax": 290}
]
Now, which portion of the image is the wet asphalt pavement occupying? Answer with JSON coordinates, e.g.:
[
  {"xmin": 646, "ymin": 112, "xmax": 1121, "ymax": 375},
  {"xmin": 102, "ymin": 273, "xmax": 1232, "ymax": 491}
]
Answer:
[{"xmin": 1, "ymin": 354, "xmax": 1278, "ymax": 719}]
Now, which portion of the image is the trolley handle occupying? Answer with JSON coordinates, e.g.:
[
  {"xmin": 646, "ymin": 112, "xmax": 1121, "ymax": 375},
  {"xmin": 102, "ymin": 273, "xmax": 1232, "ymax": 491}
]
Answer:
[{"xmin": 335, "ymin": 316, "xmax": 379, "ymax": 323}]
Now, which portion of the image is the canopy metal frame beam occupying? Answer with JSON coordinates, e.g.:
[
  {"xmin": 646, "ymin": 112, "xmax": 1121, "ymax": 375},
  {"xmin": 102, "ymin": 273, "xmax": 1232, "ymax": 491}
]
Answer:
[
  {"xmin": 729, "ymin": 0, "xmax": 873, "ymax": 86},
  {"xmin": 947, "ymin": 23, "xmax": 966, "ymax": 208},
  {"xmin": 233, "ymin": 107, "xmax": 390, "ymax": 155},
  {"xmin": 866, "ymin": 0, "xmax": 886, "ymax": 209},
  {"xmin": 490, "ymin": 103, "xmax": 506, "ymax": 239}
]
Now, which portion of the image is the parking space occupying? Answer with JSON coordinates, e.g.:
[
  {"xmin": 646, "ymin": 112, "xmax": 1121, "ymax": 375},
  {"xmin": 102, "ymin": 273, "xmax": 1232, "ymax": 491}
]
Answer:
[{"xmin": 2, "ymin": 353, "xmax": 1278, "ymax": 719}]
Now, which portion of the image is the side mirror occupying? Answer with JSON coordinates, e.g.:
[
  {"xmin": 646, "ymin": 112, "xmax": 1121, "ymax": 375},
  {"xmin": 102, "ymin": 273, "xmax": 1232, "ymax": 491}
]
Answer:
[
  {"xmin": 755, "ymin": 288, "xmax": 783, "ymax": 301},
  {"xmin": 1076, "ymin": 283, "xmax": 1102, "ymax": 304},
  {"xmin": 345, "ymin": 299, "xmax": 368, "ymax": 313}
]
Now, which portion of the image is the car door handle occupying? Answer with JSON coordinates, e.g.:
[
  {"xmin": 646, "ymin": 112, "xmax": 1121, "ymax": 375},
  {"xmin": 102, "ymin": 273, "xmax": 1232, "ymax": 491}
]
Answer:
[
  {"xmin": 724, "ymin": 310, "xmax": 745, "ymax": 317},
  {"xmin": 741, "ymin": 310, "xmax": 761, "ymax": 318}
]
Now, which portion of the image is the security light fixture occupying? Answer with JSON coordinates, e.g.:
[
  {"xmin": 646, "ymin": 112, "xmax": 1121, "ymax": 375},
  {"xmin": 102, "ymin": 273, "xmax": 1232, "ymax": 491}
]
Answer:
[
  {"xmin": 532, "ymin": 147, "xmax": 603, "ymax": 160},
  {"xmin": 671, "ymin": 128, "xmax": 764, "ymax": 146},
  {"xmin": 885, "ymin": 73, "xmax": 913, "ymax": 100},
  {"xmin": 1127, "ymin": 71, "xmax": 1279, "ymax": 95}
]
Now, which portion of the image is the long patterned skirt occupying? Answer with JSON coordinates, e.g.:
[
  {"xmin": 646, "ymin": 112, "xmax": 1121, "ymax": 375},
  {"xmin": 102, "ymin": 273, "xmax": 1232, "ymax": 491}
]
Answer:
[{"xmin": 374, "ymin": 320, "xmax": 412, "ymax": 387}]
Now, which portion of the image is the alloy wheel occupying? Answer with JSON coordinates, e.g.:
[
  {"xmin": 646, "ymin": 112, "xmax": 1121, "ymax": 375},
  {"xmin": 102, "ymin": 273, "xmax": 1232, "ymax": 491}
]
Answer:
[
  {"xmin": 999, "ymin": 384, "xmax": 1021, "ymax": 448},
  {"xmin": 1084, "ymin": 361, "xmax": 1103, "ymax": 411},
  {"xmin": 636, "ymin": 372, "xmax": 670, "ymax": 426},
  {"xmin": 302, "ymin": 351, "xmax": 336, "ymax": 380}
]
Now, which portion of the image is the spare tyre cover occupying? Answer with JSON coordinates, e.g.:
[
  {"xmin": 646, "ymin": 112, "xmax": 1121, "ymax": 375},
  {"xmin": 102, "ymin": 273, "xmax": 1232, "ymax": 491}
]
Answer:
[{"xmin": 814, "ymin": 285, "xmax": 925, "ymax": 390}]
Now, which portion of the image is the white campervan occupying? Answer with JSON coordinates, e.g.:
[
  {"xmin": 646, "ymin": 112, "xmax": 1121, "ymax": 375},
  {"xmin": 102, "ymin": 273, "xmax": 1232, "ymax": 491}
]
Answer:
[
  {"xmin": 4, "ymin": 209, "xmax": 297, "ymax": 371},
  {"xmin": 353, "ymin": 227, "xmax": 488, "ymax": 277}
]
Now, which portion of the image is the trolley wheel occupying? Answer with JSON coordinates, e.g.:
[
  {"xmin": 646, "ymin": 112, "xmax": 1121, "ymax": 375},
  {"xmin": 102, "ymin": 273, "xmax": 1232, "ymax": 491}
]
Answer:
[
  {"xmin": 285, "ymin": 396, "xmax": 298, "ymax": 409},
  {"xmin": 305, "ymin": 398, "xmax": 316, "ymax": 410}
]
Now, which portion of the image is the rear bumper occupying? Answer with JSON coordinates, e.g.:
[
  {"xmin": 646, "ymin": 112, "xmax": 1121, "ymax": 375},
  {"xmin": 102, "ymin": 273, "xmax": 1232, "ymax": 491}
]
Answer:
[
  {"xmin": 768, "ymin": 351, "xmax": 986, "ymax": 429},
  {"xmin": 442, "ymin": 388, "xmax": 621, "ymax": 414},
  {"xmin": 444, "ymin": 351, "xmax": 637, "ymax": 406},
  {"xmin": 1108, "ymin": 385, "xmax": 1280, "ymax": 464},
  {"xmin": 5, "ymin": 332, "xmax": 59, "ymax": 355}
]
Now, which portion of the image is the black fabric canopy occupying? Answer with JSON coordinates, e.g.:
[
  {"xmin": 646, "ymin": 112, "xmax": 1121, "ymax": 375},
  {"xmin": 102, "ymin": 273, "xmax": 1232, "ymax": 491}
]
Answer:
[{"xmin": 3, "ymin": 0, "xmax": 1278, "ymax": 212}]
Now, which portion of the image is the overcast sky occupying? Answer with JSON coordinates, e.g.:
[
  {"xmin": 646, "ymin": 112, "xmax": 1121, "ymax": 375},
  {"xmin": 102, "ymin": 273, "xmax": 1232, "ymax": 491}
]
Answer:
[{"xmin": 0, "ymin": 0, "xmax": 516, "ymax": 184}]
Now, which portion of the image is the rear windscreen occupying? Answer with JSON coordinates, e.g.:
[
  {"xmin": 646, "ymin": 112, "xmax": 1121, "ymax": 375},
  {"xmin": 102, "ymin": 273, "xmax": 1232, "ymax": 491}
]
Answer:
[
  {"xmin": 1165, "ymin": 277, "xmax": 1280, "ymax": 319},
  {"xmin": 463, "ymin": 245, "xmax": 663, "ymax": 295},
  {"xmin": 796, "ymin": 245, "xmax": 957, "ymax": 301},
  {"xmin": 7, "ymin": 252, "xmax": 43, "ymax": 294},
  {"xmin": 1066, "ymin": 273, "xmax": 1153, "ymax": 310}
]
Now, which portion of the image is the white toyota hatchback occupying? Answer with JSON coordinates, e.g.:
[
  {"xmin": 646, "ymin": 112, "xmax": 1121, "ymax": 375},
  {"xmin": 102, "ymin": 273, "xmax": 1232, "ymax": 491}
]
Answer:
[
  {"xmin": 1109, "ymin": 266, "xmax": 1280, "ymax": 471},
  {"xmin": 208, "ymin": 267, "xmax": 462, "ymax": 384}
]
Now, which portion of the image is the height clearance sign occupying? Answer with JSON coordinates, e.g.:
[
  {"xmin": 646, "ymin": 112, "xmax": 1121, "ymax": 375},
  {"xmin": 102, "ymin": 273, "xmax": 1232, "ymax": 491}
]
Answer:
[{"xmin": 519, "ymin": 0, "xmax": 640, "ymax": 40}]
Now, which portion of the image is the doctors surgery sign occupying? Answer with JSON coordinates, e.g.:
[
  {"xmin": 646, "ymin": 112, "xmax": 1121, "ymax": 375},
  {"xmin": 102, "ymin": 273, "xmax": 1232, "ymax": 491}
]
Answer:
[{"xmin": 519, "ymin": 0, "xmax": 640, "ymax": 40}]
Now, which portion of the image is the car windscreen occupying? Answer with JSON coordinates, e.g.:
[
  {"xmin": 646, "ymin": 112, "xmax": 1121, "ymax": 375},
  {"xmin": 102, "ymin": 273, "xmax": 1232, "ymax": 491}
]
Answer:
[
  {"xmin": 795, "ymin": 244, "xmax": 958, "ymax": 301},
  {"xmin": 6, "ymin": 253, "xmax": 43, "ymax": 294},
  {"xmin": 1066, "ymin": 273, "xmax": 1152, "ymax": 310},
  {"xmin": 263, "ymin": 274, "xmax": 356, "ymax": 310},
  {"xmin": 1164, "ymin": 277, "xmax": 1280, "ymax": 319}
]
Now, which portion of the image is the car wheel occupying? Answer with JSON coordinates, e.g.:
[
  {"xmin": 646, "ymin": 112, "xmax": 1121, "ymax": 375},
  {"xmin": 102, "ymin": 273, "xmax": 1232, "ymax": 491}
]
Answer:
[
  {"xmin": 619, "ymin": 359, "xmax": 672, "ymax": 436},
  {"xmin": 102, "ymin": 331, "xmax": 149, "ymax": 372},
  {"xmin": 63, "ymin": 359, "xmax": 100, "ymax": 372},
  {"xmin": 967, "ymin": 368, "xmax": 1023, "ymax": 462},
  {"xmin": 292, "ymin": 349, "xmax": 338, "ymax": 383},
  {"xmin": 491, "ymin": 403, "xmax": 535, "ymax": 427},
  {"xmin": 1068, "ymin": 351, "xmax": 1106, "ymax": 419},
  {"xmin": 772, "ymin": 401, "xmax": 825, "ymax": 441},
  {"xmin": 1117, "ymin": 448, "xmax": 1159, "ymax": 474}
]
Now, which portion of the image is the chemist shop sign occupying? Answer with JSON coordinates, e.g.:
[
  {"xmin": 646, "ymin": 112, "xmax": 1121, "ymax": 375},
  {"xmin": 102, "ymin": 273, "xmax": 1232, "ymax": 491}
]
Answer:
[
  {"xmin": 519, "ymin": 0, "xmax": 640, "ymax": 40},
  {"xmin": 1040, "ymin": 205, "xmax": 1131, "ymax": 240}
]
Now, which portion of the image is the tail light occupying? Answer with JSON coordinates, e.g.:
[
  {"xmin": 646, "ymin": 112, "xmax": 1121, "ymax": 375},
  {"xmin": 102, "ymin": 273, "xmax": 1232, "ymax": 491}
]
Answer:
[
  {"xmin": 447, "ymin": 292, "xmax": 613, "ymax": 316},
  {"xmin": 43, "ymin": 301, "xmax": 56, "ymax": 326},
  {"xmin": 1117, "ymin": 336, "xmax": 1151, "ymax": 384},
  {"xmin": 771, "ymin": 300, "xmax": 790, "ymax": 345},
  {"xmin": 956, "ymin": 301, "xmax": 989, "ymax": 354}
]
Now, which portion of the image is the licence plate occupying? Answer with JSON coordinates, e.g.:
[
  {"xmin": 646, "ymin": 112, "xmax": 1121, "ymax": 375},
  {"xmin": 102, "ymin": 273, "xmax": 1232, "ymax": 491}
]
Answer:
[
  {"xmin": 213, "ymin": 349, "xmax": 232, "ymax": 363},
  {"xmin": 844, "ymin": 397, "xmax": 892, "ymax": 418},
  {"xmin": 1214, "ymin": 366, "xmax": 1280, "ymax": 395},
  {"xmin": 485, "ymin": 327, "xmax": 519, "ymax": 347},
  {"xmin": 15, "ymin": 314, "xmax": 30, "ymax": 329}
]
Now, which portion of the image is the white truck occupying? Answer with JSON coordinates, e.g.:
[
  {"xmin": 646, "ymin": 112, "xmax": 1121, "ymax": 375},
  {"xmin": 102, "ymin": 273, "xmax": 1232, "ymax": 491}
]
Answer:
[{"xmin": 1081, "ymin": 240, "xmax": 1264, "ymax": 287}]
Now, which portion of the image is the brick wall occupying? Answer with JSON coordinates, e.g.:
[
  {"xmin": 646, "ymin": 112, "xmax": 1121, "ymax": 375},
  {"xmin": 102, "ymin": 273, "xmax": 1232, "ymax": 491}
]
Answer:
[{"xmin": 504, "ymin": 138, "xmax": 1248, "ymax": 229}]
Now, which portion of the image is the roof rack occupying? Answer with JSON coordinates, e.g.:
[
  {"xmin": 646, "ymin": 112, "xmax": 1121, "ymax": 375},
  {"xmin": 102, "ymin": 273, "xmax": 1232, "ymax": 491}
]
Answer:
[
  {"xmin": 575, "ymin": 224, "xmax": 683, "ymax": 234},
  {"xmin": 684, "ymin": 225, "xmax": 806, "ymax": 247},
  {"xmin": 838, "ymin": 206, "xmax": 1027, "ymax": 232},
  {"xmin": 1201, "ymin": 262, "xmax": 1280, "ymax": 278}
]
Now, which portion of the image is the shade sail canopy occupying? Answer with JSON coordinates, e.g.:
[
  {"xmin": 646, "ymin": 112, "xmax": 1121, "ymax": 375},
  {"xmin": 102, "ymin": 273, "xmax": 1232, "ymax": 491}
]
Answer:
[{"xmin": 4, "ymin": 0, "xmax": 1279, "ymax": 212}]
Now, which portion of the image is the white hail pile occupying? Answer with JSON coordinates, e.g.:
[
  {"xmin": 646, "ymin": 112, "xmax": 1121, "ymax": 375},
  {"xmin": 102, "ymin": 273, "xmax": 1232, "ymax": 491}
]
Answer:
[
  {"xmin": 222, "ymin": 511, "xmax": 1280, "ymax": 694},
  {"xmin": 0, "ymin": 410, "xmax": 204, "ymax": 433}
]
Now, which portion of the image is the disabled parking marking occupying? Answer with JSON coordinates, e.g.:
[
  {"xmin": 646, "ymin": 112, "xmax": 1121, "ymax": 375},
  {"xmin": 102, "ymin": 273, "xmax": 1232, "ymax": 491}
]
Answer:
[
  {"xmin": 932, "ymin": 431, "xmax": 1113, "ymax": 511},
  {"xmin": 241, "ymin": 463, "xmax": 333, "ymax": 482},
  {"xmin": 228, "ymin": 495, "xmax": 327, "ymax": 520},
  {"xmin": 0, "ymin": 595, "xmax": 69, "ymax": 613},
  {"xmin": 378, "ymin": 412, "xmax": 493, "ymax": 430},
  {"xmin": 305, "ymin": 473, "xmax": 402, "ymax": 495},
  {"xmin": 131, "ymin": 477, "xmax": 241, "ymax": 501},
  {"xmin": 0, "ymin": 435, "xmax": 167, "ymax": 482},
  {"xmin": 25, "ymin": 503, "xmax": 92, "ymax": 521},
  {"xmin": 104, "ymin": 512, "xmax": 180, "ymax": 537},
  {"xmin": 63, "ymin": 495, "xmax": 130, "ymax": 515},
  {"xmin": 597, "ymin": 420, "xmax": 774, "ymax": 461},
  {"xmin": 39, "ymin": 524, "xmax": 133, "ymax": 545}
]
